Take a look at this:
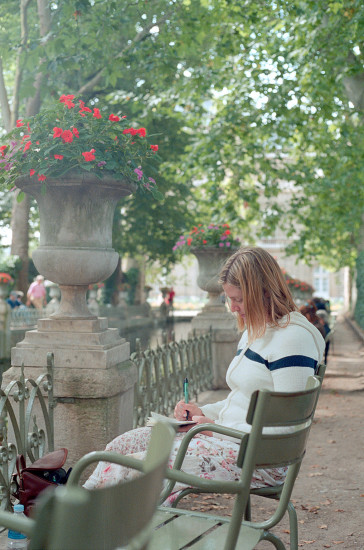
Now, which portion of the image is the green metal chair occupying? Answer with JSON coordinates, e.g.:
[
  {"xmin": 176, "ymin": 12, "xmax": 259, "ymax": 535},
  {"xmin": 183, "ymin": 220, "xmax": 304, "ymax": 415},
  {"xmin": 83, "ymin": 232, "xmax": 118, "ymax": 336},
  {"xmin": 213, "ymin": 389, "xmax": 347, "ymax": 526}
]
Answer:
[
  {"xmin": 154, "ymin": 376, "xmax": 321, "ymax": 550},
  {"xmin": 0, "ymin": 421, "xmax": 176, "ymax": 550},
  {"xmin": 163, "ymin": 364, "xmax": 326, "ymax": 550},
  {"xmin": 245, "ymin": 363, "xmax": 326, "ymax": 549}
]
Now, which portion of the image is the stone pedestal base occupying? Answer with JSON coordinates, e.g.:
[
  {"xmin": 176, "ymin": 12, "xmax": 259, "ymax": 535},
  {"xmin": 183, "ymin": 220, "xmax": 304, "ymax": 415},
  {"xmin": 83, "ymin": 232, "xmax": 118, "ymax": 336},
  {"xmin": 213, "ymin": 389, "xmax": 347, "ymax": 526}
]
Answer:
[
  {"xmin": 191, "ymin": 305, "xmax": 240, "ymax": 389},
  {"xmin": 6, "ymin": 317, "xmax": 137, "ymax": 465}
]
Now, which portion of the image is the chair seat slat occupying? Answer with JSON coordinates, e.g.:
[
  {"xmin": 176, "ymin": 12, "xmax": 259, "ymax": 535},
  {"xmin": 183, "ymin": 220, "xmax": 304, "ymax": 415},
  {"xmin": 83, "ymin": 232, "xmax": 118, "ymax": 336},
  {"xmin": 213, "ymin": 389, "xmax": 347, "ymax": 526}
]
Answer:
[{"xmin": 149, "ymin": 512, "xmax": 220, "ymax": 550}]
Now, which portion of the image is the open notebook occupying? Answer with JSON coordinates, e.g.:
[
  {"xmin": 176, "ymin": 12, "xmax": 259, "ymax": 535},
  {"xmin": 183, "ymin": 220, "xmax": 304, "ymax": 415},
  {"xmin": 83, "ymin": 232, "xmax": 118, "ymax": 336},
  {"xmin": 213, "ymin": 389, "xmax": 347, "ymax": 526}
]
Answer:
[{"xmin": 146, "ymin": 411, "xmax": 196, "ymax": 427}]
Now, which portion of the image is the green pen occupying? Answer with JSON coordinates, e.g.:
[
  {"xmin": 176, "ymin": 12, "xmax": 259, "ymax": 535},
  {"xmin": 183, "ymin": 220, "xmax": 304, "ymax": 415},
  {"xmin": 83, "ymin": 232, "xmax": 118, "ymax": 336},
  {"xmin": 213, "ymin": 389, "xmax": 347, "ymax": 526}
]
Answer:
[{"xmin": 183, "ymin": 377, "xmax": 189, "ymax": 420}]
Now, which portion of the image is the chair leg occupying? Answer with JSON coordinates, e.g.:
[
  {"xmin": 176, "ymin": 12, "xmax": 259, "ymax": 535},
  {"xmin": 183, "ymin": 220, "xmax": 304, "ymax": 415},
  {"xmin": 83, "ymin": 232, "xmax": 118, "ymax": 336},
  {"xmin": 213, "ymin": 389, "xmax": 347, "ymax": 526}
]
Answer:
[
  {"xmin": 244, "ymin": 495, "xmax": 252, "ymax": 520},
  {"xmin": 287, "ymin": 501, "xmax": 298, "ymax": 550},
  {"xmin": 262, "ymin": 531, "xmax": 286, "ymax": 550}
]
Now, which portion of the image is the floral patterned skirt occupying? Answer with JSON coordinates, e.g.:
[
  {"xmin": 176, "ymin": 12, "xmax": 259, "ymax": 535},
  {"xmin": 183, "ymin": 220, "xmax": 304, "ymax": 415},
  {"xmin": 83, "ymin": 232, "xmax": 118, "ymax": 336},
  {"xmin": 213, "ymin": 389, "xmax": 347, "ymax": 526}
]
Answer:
[{"xmin": 83, "ymin": 427, "xmax": 287, "ymax": 505}]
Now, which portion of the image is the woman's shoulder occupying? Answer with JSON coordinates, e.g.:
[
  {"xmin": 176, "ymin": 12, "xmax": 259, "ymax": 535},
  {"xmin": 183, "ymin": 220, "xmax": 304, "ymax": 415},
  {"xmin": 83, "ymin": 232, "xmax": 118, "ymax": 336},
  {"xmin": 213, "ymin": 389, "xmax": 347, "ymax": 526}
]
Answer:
[{"xmin": 265, "ymin": 312, "xmax": 324, "ymax": 357}]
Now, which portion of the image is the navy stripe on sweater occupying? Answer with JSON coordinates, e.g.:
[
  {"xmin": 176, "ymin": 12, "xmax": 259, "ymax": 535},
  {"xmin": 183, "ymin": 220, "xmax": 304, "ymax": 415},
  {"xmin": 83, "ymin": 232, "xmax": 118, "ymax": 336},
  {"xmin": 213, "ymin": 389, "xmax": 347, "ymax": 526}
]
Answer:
[{"xmin": 241, "ymin": 348, "xmax": 317, "ymax": 371}]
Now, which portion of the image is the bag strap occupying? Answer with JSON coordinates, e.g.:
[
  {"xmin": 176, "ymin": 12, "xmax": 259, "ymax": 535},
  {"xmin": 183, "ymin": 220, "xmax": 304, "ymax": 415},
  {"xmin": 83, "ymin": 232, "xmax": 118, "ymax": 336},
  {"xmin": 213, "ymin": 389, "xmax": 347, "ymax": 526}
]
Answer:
[{"xmin": 16, "ymin": 454, "xmax": 26, "ymax": 479}]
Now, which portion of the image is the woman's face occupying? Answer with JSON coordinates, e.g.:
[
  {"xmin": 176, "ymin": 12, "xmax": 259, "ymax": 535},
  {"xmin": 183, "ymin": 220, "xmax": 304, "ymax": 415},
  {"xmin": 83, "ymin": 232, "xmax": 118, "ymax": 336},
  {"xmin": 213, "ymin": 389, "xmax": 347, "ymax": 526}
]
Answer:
[{"xmin": 223, "ymin": 283, "xmax": 245, "ymax": 321}]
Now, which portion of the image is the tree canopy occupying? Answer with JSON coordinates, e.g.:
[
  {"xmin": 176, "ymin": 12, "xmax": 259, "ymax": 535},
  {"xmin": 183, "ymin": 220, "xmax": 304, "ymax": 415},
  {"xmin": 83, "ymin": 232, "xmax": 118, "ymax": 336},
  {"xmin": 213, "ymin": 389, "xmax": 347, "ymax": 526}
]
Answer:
[{"xmin": 1, "ymin": 0, "xmax": 364, "ymax": 322}]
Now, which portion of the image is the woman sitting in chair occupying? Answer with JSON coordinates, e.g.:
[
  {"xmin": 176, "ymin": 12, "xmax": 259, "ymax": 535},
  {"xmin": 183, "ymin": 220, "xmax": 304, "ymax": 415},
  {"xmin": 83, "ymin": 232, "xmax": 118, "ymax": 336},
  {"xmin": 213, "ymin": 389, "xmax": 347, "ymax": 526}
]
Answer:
[{"xmin": 84, "ymin": 246, "xmax": 325, "ymax": 504}]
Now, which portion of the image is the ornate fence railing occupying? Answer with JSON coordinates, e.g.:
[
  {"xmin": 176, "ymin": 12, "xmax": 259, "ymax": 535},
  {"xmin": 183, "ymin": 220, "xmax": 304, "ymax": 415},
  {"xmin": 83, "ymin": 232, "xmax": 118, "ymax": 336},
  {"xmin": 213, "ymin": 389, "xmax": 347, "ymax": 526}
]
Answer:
[
  {"xmin": 0, "ymin": 353, "xmax": 55, "ymax": 511},
  {"xmin": 10, "ymin": 308, "xmax": 48, "ymax": 328},
  {"xmin": 131, "ymin": 330, "xmax": 213, "ymax": 428}
]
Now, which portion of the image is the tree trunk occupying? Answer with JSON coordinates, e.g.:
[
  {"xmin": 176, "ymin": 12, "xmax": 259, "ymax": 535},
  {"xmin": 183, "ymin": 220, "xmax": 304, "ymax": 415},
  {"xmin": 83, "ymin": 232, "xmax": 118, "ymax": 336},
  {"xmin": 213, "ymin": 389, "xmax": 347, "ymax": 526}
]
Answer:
[
  {"xmin": 10, "ymin": 0, "xmax": 51, "ymax": 292},
  {"xmin": 354, "ymin": 213, "xmax": 364, "ymax": 329},
  {"xmin": 11, "ymin": 191, "xmax": 30, "ymax": 294}
]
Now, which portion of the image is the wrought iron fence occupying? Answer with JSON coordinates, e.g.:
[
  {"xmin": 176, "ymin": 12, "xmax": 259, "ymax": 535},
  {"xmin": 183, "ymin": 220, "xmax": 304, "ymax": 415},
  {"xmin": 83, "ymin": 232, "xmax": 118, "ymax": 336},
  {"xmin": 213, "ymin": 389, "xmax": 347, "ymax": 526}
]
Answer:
[
  {"xmin": 0, "ymin": 330, "xmax": 213, "ymax": 511},
  {"xmin": 0, "ymin": 353, "xmax": 55, "ymax": 511},
  {"xmin": 131, "ymin": 329, "xmax": 213, "ymax": 428}
]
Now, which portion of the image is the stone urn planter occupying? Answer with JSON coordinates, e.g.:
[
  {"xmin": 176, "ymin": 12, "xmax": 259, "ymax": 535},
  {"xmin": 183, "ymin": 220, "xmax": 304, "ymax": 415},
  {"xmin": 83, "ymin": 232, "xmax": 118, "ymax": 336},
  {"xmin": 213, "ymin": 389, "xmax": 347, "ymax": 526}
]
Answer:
[
  {"xmin": 15, "ymin": 173, "xmax": 136, "ymax": 319},
  {"xmin": 192, "ymin": 247, "xmax": 237, "ymax": 312},
  {"xmin": 0, "ymin": 282, "xmax": 10, "ymax": 302},
  {"xmin": 190, "ymin": 247, "xmax": 239, "ymax": 389}
]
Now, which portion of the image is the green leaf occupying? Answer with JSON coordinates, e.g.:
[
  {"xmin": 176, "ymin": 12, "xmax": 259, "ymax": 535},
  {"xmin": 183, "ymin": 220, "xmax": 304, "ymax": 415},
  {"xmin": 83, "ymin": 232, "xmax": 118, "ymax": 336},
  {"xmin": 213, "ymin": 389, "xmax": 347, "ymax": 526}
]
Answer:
[{"xmin": 16, "ymin": 191, "xmax": 25, "ymax": 203}]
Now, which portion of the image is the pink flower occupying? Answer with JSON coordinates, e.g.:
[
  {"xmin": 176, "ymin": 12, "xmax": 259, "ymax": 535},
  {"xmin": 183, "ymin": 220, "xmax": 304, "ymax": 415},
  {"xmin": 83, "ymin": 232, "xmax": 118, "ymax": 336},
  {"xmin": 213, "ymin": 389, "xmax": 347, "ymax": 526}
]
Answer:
[
  {"xmin": 0, "ymin": 145, "xmax": 7, "ymax": 157},
  {"xmin": 38, "ymin": 174, "xmax": 46, "ymax": 182},
  {"xmin": 93, "ymin": 108, "xmax": 102, "ymax": 119},
  {"xmin": 23, "ymin": 141, "xmax": 31, "ymax": 152},
  {"xmin": 134, "ymin": 167, "xmax": 143, "ymax": 180},
  {"xmin": 16, "ymin": 120, "xmax": 24, "ymax": 127},
  {"xmin": 72, "ymin": 128, "xmax": 79, "ymax": 138},
  {"xmin": 54, "ymin": 154, "xmax": 64, "ymax": 160},
  {"xmin": 109, "ymin": 114, "xmax": 120, "ymax": 122},
  {"xmin": 136, "ymin": 128, "xmax": 146, "ymax": 137},
  {"xmin": 150, "ymin": 144, "xmax": 158, "ymax": 152},
  {"xmin": 29, "ymin": 169, "xmax": 35, "ymax": 176}
]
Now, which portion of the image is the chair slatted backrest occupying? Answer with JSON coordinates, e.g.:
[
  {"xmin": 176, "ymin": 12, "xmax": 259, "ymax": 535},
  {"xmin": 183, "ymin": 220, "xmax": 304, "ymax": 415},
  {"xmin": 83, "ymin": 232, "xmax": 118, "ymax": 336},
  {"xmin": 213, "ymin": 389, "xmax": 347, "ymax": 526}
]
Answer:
[
  {"xmin": 27, "ymin": 422, "xmax": 175, "ymax": 550},
  {"xmin": 237, "ymin": 377, "xmax": 321, "ymax": 471},
  {"xmin": 316, "ymin": 362, "xmax": 326, "ymax": 382}
]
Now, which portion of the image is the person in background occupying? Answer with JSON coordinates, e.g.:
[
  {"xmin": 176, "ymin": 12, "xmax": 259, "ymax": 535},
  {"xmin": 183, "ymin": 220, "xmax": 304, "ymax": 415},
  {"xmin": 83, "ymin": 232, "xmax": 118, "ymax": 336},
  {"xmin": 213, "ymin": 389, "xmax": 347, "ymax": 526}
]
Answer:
[
  {"xmin": 84, "ymin": 247, "xmax": 325, "ymax": 504},
  {"xmin": 26, "ymin": 275, "xmax": 47, "ymax": 309},
  {"xmin": 15, "ymin": 291, "xmax": 27, "ymax": 310},
  {"xmin": 6, "ymin": 290, "xmax": 22, "ymax": 309},
  {"xmin": 299, "ymin": 303, "xmax": 326, "ymax": 340},
  {"xmin": 167, "ymin": 287, "xmax": 175, "ymax": 307},
  {"xmin": 315, "ymin": 307, "xmax": 331, "ymax": 364},
  {"xmin": 312, "ymin": 296, "xmax": 330, "ymax": 314}
]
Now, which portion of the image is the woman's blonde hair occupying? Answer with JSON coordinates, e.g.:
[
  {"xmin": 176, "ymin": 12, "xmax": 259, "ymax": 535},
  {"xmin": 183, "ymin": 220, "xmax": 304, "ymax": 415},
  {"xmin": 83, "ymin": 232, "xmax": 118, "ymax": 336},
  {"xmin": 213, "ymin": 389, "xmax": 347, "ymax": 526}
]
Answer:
[{"xmin": 219, "ymin": 246, "xmax": 297, "ymax": 342}]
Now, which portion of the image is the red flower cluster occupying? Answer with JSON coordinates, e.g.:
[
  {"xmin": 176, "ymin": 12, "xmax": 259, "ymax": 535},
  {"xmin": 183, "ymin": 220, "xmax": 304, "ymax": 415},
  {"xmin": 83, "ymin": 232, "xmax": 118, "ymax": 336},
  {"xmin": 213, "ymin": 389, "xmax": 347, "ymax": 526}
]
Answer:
[
  {"xmin": 0, "ymin": 272, "xmax": 13, "ymax": 284},
  {"xmin": 1, "ymin": 93, "xmax": 161, "ymax": 198},
  {"xmin": 60, "ymin": 94, "xmax": 76, "ymax": 109},
  {"xmin": 173, "ymin": 223, "xmax": 240, "ymax": 253},
  {"xmin": 123, "ymin": 127, "xmax": 146, "ymax": 137},
  {"xmin": 82, "ymin": 149, "xmax": 96, "ymax": 162},
  {"xmin": 282, "ymin": 270, "xmax": 314, "ymax": 293}
]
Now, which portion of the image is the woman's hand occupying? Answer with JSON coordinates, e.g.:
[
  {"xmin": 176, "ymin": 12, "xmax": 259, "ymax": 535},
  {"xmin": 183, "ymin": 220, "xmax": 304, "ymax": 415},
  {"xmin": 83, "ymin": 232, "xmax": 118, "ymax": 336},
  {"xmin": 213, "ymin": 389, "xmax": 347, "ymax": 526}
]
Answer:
[
  {"xmin": 174, "ymin": 400, "xmax": 203, "ymax": 421},
  {"xmin": 192, "ymin": 415, "xmax": 215, "ymax": 437}
]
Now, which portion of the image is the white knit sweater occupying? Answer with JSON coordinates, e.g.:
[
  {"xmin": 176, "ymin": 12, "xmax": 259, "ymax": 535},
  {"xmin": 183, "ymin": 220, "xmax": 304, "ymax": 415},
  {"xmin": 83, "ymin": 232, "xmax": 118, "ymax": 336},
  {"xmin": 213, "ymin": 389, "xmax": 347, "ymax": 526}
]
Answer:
[{"xmin": 201, "ymin": 311, "xmax": 325, "ymax": 436}]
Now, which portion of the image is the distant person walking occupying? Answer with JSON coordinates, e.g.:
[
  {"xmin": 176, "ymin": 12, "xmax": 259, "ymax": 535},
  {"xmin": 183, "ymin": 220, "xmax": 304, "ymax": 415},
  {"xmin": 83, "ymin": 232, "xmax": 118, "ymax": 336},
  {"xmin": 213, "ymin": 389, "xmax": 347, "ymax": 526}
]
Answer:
[{"xmin": 27, "ymin": 275, "xmax": 46, "ymax": 309}]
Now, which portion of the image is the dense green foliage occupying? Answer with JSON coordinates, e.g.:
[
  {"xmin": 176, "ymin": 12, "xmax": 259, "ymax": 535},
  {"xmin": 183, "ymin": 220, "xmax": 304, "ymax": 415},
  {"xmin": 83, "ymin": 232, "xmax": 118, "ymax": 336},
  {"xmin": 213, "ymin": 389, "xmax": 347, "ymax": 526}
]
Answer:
[{"xmin": 1, "ymin": 1, "xmax": 364, "ymax": 317}]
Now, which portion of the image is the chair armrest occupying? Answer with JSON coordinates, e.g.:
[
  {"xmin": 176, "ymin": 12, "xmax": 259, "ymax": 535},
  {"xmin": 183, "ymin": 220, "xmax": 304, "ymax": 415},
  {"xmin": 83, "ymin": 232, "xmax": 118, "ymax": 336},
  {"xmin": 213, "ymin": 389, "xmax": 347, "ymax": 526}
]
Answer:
[
  {"xmin": 173, "ymin": 423, "xmax": 246, "ymax": 469},
  {"xmin": 164, "ymin": 467, "xmax": 242, "ymax": 495},
  {"xmin": 0, "ymin": 510, "xmax": 34, "ymax": 538},
  {"xmin": 67, "ymin": 450, "xmax": 146, "ymax": 486},
  {"xmin": 158, "ymin": 423, "xmax": 247, "ymax": 503}
]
